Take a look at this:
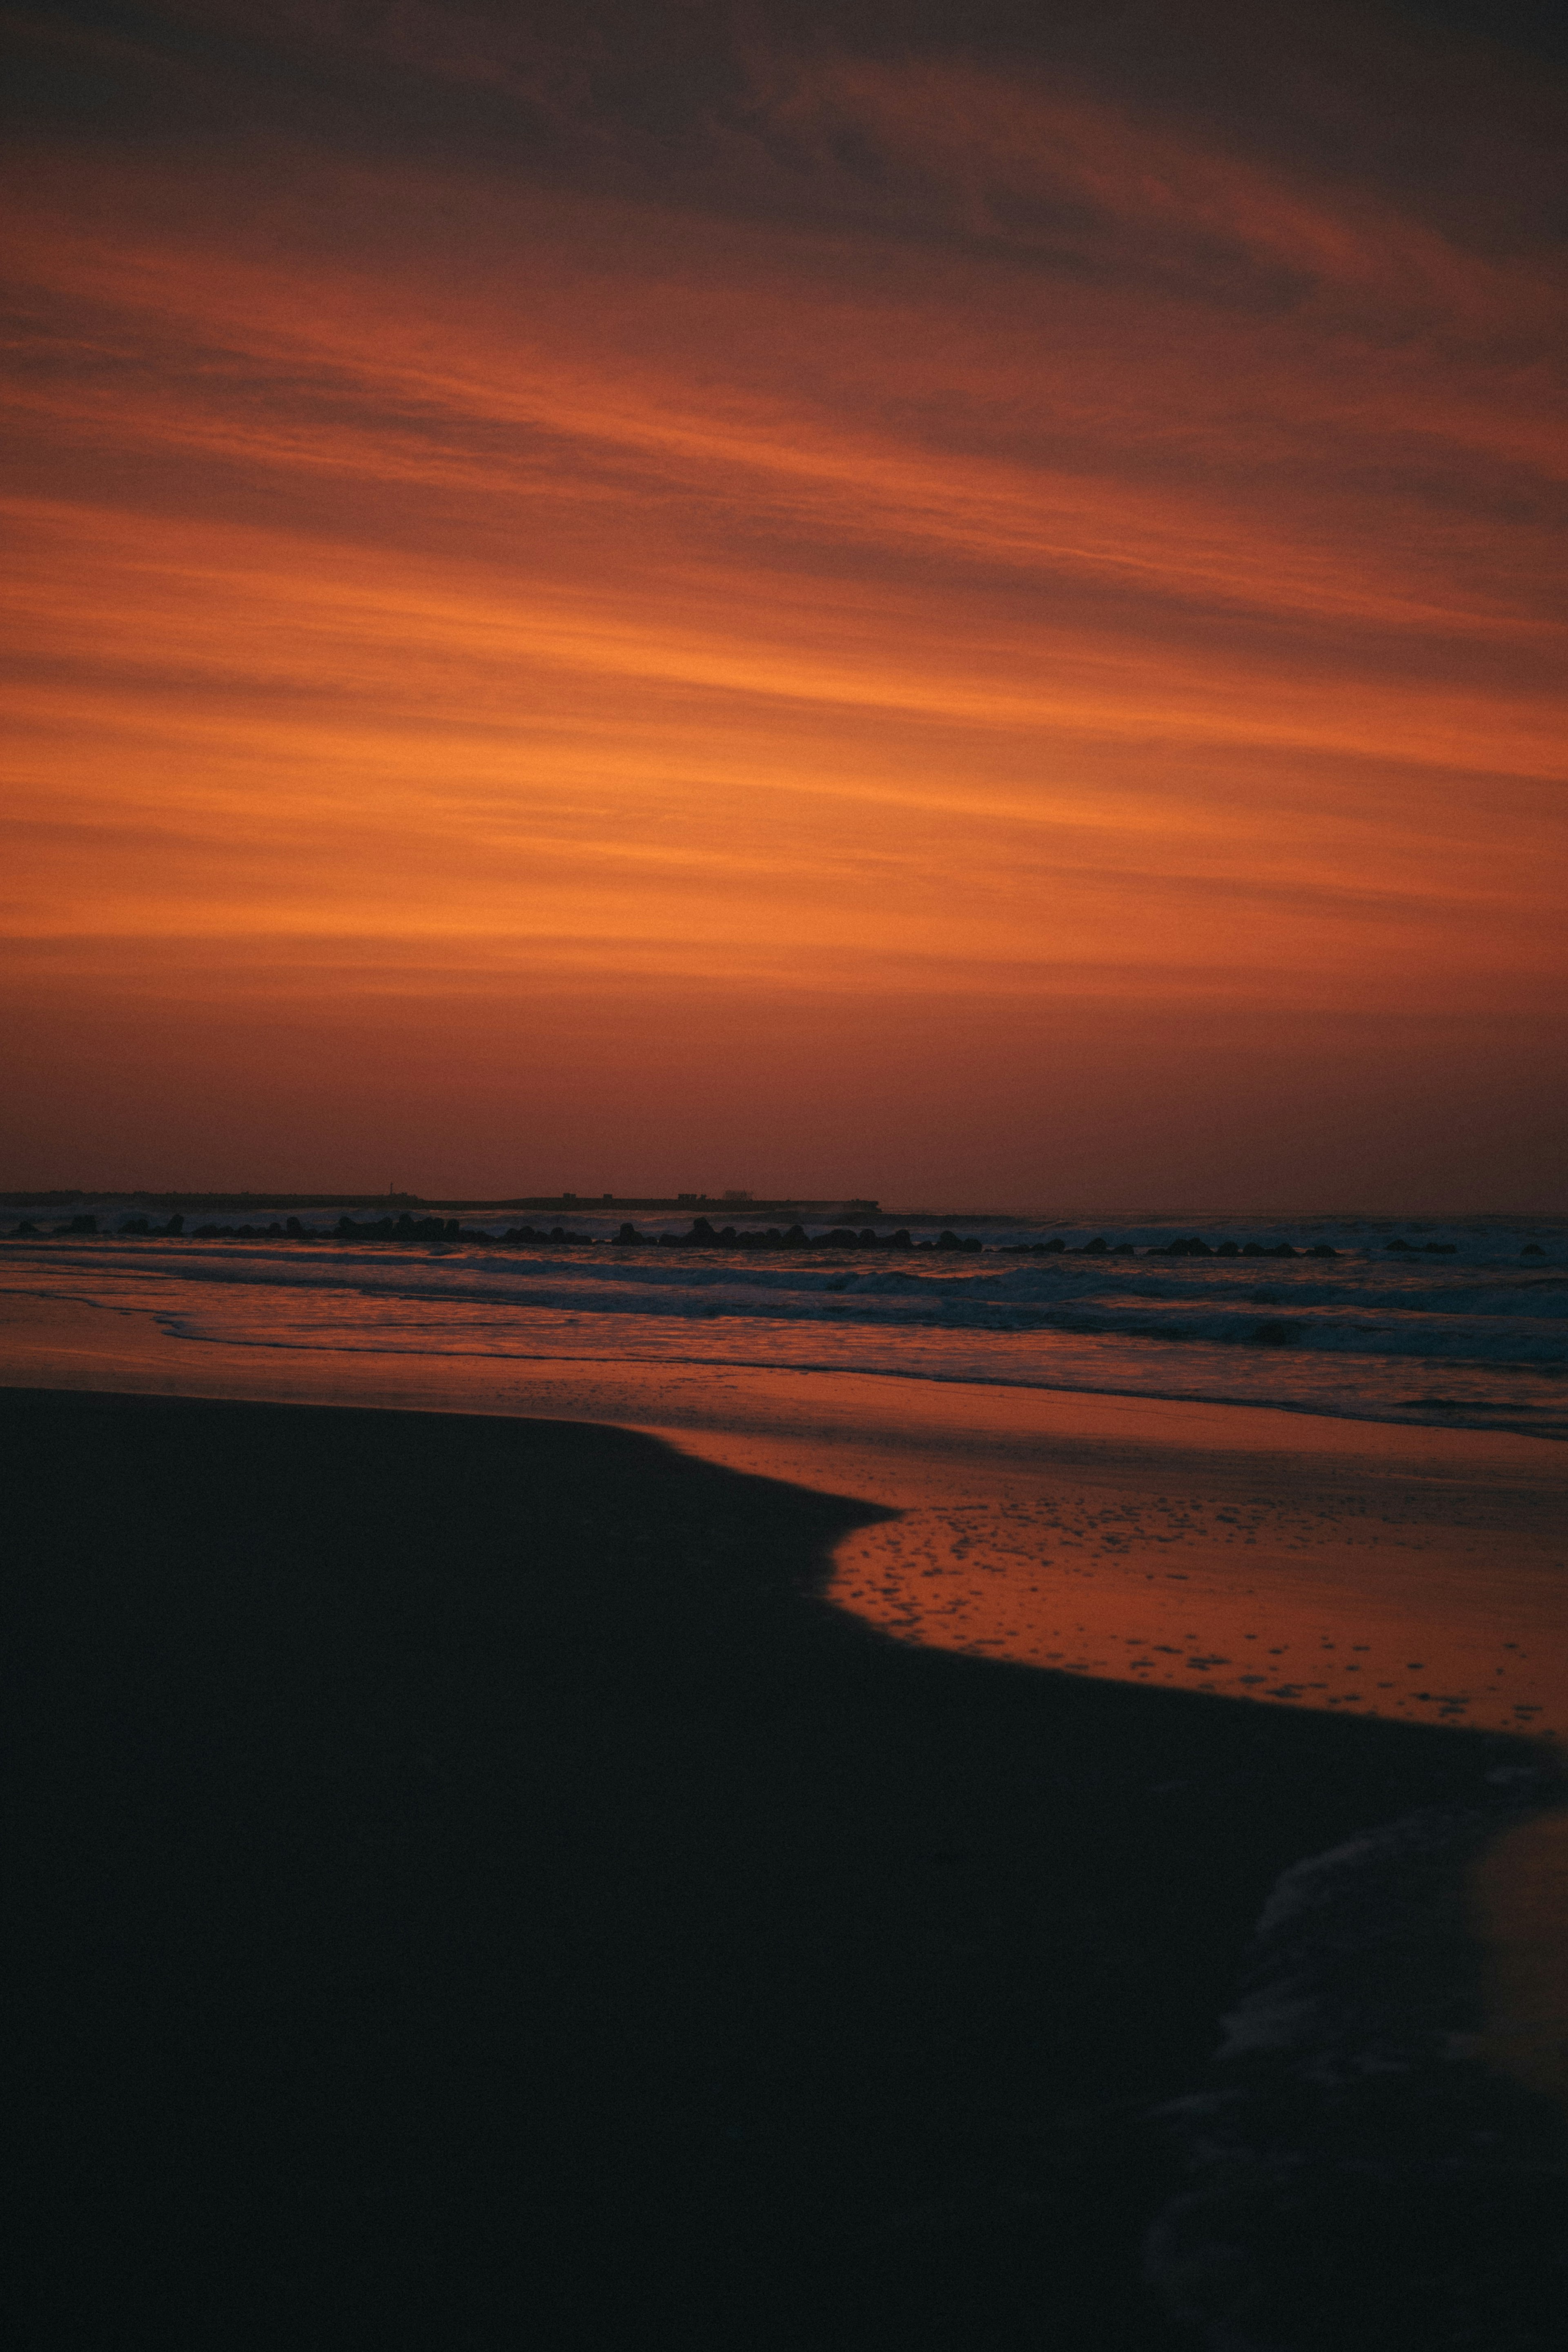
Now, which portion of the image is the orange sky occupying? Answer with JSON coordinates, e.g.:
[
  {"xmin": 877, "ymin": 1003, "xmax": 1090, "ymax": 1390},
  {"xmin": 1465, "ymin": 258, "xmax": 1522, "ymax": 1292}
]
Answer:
[{"xmin": 3, "ymin": 1, "xmax": 1565, "ymax": 1205}]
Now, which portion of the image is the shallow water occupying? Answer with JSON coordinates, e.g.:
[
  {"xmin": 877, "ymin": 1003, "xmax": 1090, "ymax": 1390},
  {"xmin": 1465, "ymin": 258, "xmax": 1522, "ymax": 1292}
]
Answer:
[{"xmin": 2, "ymin": 1202, "xmax": 1564, "ymax": 1438}]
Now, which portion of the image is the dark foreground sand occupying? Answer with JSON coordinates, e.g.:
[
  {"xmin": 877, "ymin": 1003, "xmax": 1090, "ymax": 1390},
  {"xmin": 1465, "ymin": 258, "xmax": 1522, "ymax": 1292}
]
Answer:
[{"xmin": 4, "ymin": 1390, "xmax": 1564, "ymax": 2350}]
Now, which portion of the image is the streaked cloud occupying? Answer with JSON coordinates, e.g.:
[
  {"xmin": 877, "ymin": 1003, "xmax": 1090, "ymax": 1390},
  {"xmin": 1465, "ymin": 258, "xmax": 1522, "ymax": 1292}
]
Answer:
[{"xmin": 2, "ymin": 1, "xmax": 1563, "ymax": 1196}]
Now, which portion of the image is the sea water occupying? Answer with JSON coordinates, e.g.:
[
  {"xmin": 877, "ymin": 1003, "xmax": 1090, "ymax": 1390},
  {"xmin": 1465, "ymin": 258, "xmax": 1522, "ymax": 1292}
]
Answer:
[{"xmin": 2, "ymin": 1205, "xmax": 1562, "ymax": 1439}]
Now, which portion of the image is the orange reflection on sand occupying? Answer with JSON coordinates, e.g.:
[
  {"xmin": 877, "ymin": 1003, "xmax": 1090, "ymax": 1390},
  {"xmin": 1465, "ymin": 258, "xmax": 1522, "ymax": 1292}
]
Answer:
[
  {"xmin": 645, "ymin": 1373, "xmax": 1568, "ymax": 1743},
  {"xmin": 829, "ymin": 1489, "xmax": 1567, "ymax": 1740},
  {"xmin": 1472, "ymin": 1809, "xmax": 1568, "ymax": 2103},
  {"xmin": 3, "ymin": 1284, "xmax": 1564, "ymax": 1743}
]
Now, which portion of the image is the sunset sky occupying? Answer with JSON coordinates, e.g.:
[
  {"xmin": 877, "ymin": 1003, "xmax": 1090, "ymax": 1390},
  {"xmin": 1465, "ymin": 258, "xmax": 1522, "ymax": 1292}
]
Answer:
[{"xmin": 4, "ymin": 0, "xmax": 1565, "ymax": 1208}]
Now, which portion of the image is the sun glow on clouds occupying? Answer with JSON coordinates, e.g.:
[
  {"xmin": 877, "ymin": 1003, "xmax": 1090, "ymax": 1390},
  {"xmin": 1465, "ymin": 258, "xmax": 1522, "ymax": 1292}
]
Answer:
[{"xmin": 2, "ymin": 2, "xmax": 1565, "ymax": 1200}]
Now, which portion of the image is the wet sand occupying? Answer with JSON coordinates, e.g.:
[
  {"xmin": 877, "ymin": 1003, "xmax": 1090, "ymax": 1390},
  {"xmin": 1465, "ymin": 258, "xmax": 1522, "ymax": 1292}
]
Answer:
[
  {"xmin": 3, "ymin": 1293, "xmax": 1567, "ymax": 2344},
  {"xmin": 1474, "ymin": 1811, "xmax": 1568, "ymax": 2104},
  {"xmin": 5, "ymin": 1289, "xmax": 1566, "ymax": 1744},
  {"xmin": 5, "ymin": 1385, "xmax": 1564, "ymax": 2352}
]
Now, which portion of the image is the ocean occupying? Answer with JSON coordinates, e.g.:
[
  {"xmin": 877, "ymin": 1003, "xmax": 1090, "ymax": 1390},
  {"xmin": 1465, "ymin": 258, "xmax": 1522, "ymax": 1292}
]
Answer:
[{"xmin": 3, "ymin": 1204, "xmax": 1563, "ymax": 1441}]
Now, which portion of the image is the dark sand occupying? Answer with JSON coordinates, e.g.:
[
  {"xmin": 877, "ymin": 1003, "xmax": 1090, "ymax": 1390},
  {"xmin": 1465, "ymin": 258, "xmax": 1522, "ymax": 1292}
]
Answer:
[{"xmin": 4, "ymin": 1390, "xmax": 1564, "ymax": 2350}]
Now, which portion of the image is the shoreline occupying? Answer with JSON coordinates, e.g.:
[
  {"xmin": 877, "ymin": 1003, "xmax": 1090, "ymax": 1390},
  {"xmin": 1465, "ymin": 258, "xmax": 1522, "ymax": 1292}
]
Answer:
[
  {"xmin": 4, "ymin": 1278, "xmax": 1565, "ymax": 1450},
  {"xmin": 6, "ymin": 1384, "xmax": 1565, "ymax": 2348},
  {"xmin": 5, "ymin": 1292, "xmax": 1568, "ymax": 2340},
  {"xmin": 4, "ymin": 1288, "xmax": 1565, "ymax": 1733},
  {"xmin": 2, "ymin": 1225, "xmax": 1563, "ymax": 1452}
]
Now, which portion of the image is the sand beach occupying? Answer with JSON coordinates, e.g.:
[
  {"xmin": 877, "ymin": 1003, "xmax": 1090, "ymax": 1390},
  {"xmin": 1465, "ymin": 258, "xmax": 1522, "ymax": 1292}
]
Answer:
[{"xmin": 4, "ymin": 1287, "xmax": 1566, "ymax": 2348}]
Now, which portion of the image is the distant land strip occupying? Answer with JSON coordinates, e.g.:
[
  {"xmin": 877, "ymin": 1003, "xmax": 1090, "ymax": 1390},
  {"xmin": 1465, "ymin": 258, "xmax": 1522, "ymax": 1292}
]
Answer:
[
  {"xmin": 3, "ymin": 1195, "xmax": 1537, "ymax": 1227},
  {"xmin": 0, "ymin": 1192, "xmax": 895, "ymax": 1218}
]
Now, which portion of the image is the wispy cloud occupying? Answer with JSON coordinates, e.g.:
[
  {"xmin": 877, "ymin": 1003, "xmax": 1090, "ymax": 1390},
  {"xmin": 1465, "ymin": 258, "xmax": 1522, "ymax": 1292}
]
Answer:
[{"xmin": 2, "ymin": 1, "xmax": 1564, "ymax": 1191}]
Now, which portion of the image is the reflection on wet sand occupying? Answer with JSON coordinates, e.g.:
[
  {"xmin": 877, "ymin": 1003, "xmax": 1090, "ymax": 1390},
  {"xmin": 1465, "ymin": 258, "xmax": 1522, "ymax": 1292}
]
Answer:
[
  {"xmin": 3, "ymin": 1285, "xmax": 1565, "ymax": 1743},
  {"xmin": 636, "ymin": 1368, "xmax": 1568, "ymax": 1747},
  {"xmin": 1473, "ymin": 1811, "xmax": 1568, "ymax": 2103},
  {"xmin": 827, "ymin": 1486, "xmax": 1564, "ymax": 1740}
]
